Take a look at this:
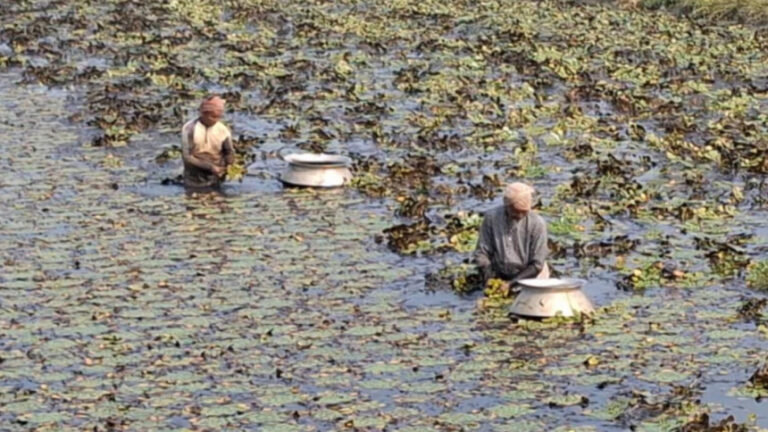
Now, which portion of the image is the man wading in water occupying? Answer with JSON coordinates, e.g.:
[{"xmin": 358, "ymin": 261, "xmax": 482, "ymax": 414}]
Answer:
[
  {"xmin": 181, "ymin": 95, "xmax": 235, "ymax": 188},
  {"xmin": 474, "ymin": 182, "xmax": 550, "ymax": 291}
]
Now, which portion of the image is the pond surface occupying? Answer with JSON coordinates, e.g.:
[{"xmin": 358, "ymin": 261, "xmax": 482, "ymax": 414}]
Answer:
[
  {"xmin": 0, "ymin": 70, "xmax": 765, "ymax": 432},
  {"xmin": 1, "ymin": 0, "xmax": 768, "ymax": 430}
]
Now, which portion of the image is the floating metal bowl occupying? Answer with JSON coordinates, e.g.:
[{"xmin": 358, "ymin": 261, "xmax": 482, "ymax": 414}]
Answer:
[
  {"xmin": 279, "ymin": 152, "xmax": 353, "ymax": 188},
  {"xmin": 509, "ymin": 278, "xmax": 594, "ymax": 318}
]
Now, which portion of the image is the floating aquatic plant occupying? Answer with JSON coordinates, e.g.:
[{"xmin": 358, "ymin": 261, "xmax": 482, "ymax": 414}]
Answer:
[{"xmin": 747, "ymin": 260, "xmax": 768, "ymax": 291}]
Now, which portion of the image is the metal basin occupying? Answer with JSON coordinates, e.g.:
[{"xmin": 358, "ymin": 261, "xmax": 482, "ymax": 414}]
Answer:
[
  {"xmin": 279, "ymin": 152, "xmax": 353, "ymax": 188},
  {"xmin": 509, "ymin": 278, "xmax": 594, "ymax": 318}
]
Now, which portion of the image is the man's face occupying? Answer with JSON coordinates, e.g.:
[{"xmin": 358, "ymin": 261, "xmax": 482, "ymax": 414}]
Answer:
[
  {"xmin": 506, "ymin": 204, "xmax": 528, "ymax": 220},
  {"xmin": 200, "ymin": 110, "xmax": 222, "ymax": 127}
]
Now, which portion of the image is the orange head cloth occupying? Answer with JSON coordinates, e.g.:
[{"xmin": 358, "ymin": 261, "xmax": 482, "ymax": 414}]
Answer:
[
  {"xmin": 199, "ymin": 95, "xmax": 226, "ymax": 116},
  {"xmin": 503, "ymin": 182, "xmax": 534, "ymax": 211}
]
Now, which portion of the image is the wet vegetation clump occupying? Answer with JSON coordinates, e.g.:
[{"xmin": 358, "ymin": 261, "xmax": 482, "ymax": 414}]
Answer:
[
  {"xmin": 425, "ymin": 262, "xmax": 483, "ymax": 294},
  {"xmin": 747, "ymin": 260, "xmax": 768, "ymax": 291},
  {"xmin": 382, "ymin": 211, "xmax": 482, "ymax": 255},
  {"xmin": 749, "ymin": 361, "xmax": 768, "ymax": 391},
  {"xmin": 737, "ymin": 297, "xmax": 768, "ymax": 322},
  {"xmin": 638, "ymin": 0, "xmax": 768, "ymax": 25},
  {"xmin": 676, "ymin": 413, "xmax": 749, "ymax": 432}
]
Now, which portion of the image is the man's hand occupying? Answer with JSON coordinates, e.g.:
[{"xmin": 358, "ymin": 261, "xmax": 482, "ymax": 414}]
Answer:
[{"xmin": 211, "ymin": 165, "xmax": 225, "ymax": 177}]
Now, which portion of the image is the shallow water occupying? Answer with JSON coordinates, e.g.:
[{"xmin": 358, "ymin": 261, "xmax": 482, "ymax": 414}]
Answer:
[
  {"xmin": 1, "ymin": 73, "xmax": 767, "ymax": 431},
  {"xmin": 2, "ymin": 0, "xmax": 768, "ymax": 429}
]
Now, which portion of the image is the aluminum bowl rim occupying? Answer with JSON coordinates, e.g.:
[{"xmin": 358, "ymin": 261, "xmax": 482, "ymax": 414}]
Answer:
[
  {"xmin": 516, "ymin": 277, "xmax": 585, "ymax": 290},
  {"xmin": 283, "ymin": 153, "xmax": 351, "ymax": 168}
]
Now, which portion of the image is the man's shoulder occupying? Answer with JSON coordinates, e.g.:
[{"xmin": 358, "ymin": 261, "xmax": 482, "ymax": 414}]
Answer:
[
  {"xmin": 483, "ymin": 205, "xmax": 506, "ymax": 220},
  {"xmin": 182, "ymin": 119, "xmax": 197, "ymax": 133},
  {"xmin": 527, "ymin": 211, "xmax": 547, "ymax": 229}
]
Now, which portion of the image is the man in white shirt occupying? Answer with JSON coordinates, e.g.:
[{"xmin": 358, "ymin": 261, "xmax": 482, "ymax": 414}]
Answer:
[{"xmin": 181, "ymin": 95, "xmax": 235, "ymax": 188}]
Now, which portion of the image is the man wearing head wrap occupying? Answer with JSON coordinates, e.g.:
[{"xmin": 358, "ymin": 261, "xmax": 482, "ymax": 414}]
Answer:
[
  {"xmin": 181, "ymin": 95, "xmax": 235, "ymax": 188},
  {"xmin": 474, "ymin": 182, "xmax": 550, "ymax": 287}
]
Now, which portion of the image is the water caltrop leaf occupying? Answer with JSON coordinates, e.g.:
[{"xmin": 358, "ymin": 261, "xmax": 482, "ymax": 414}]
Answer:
[{"xmin": 487, "ymin": 404, "xmax": 534, "ymax": 418}]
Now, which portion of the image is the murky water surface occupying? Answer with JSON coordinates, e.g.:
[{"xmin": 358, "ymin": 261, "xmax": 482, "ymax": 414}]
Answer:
[{"xmin": 1, "ymin": 1, "xmax": 768, "ymax": 430}]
